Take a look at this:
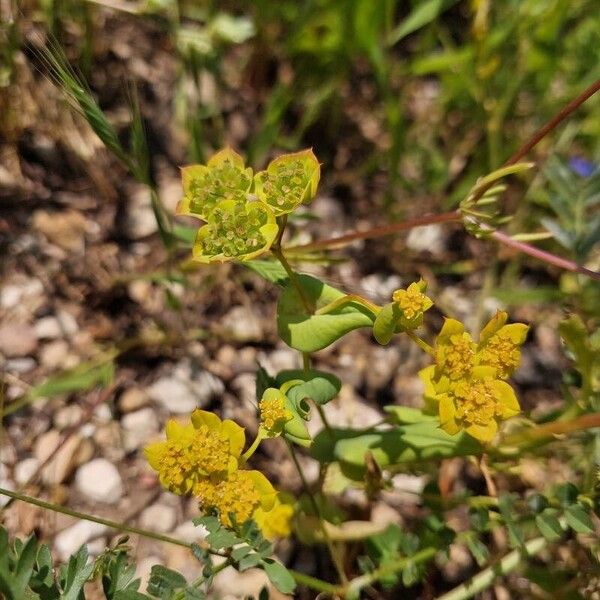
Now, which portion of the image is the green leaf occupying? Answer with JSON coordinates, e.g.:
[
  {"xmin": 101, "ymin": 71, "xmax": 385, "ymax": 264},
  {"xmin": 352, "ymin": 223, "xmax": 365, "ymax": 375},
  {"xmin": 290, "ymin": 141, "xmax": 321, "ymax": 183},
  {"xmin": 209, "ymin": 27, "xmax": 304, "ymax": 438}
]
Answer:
[
  {"xmin": 372, "ymin": 303, "xmax": 401, "ymax": 345},
  {"xmin": 466, "ymin": 535, "xmax": 490, "ymax": 566},
  {"xmin": 61, "ymin": 546, "xmax": 94, "ymax": 600},
  {"xmin": 498, "ymin": 494, "xmax": 525, "ymax": 549},
  {"xmin": 277, "ymin": 369, "xmax": 341, "ymax": 405},
  {"xmin": 559, "ymin": 316, "xmax": 600, "ymax": 404},
  {"xmin": 260, "ymin": 559, "xmax": 296, "ymax": 594},
  {"xmin": 384, "ymin": 406, "xmax": 438, "ymax": 425},
  {"xmin": 565, "ymin": 505, "xmax": 595, "ymax": 534},
  {"xmin": 527, "ymin": 493, "xmax": 550, "ymax": 514},
  {"xmin": 12, "ymin": 536, "xmax": 37, "ymax": 599},
  {"xmin": 172, "ymin": 224, "xmax": 197, "ymax": 247},
  {"xmin": 193, "ymin": 516, "xmax": 220, "ymax": 532},
  {"xmin": 245, "ymin": 260, "xmax": 289, "ymax": 286},
  {"xmin": 388, "ymin": 0, "xmax": 460, "ymax": 45},
  {"xmin": 230, "ymin": 546, "xmax": 253, "ymax": 562},
  {"xmin": 277, "ymin": 274, "xmax": 375, "ymax": 352},
  {"xmin": 311, "ymin": 422, "xmax": 481, "ymax": 474},
  {"xmin": 114, "ymin": 591, "xmax": 153, "ymax": 600},
  {"xmin": 555, "ymin": 482, "xmax": 579, "ymax": 507},
  {"xmin": 238, "ymin": 553, "xmax": 262, "ymax": 571},
  {"xmin": 205, "ymin": 527, "xmax": 241, "ymax": 549},
  {"xmin": 28, "ymin": 360, "xmax": 115, "ymax": 401},
  {"xmin": 147, "ymin": 566, "xmax": 187, "ymax": 598},
  {"xmin": 535, "ymin": 509, "xmax": 564, "ymax": 541}
]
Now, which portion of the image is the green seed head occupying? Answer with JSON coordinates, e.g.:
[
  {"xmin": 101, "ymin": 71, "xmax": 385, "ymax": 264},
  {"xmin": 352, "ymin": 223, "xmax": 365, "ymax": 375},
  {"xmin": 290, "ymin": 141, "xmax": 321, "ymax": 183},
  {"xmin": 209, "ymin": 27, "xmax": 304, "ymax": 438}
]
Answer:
[
  {"xmin": 193, "ymin": 200, "xmax": 278, "ymax": 263},
  {"xmin": 255, "ymin": 149, "xmax": 320, "ymax": 216}
]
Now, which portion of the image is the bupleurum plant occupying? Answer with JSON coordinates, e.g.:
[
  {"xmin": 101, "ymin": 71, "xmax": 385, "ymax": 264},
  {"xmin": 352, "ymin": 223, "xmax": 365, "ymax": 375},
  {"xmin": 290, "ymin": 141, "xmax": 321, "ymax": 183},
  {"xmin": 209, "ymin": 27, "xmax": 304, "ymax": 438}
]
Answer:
[
  {"xmin": 134, "ymin": 146, "xmax": 579, "ymax": 598},
  {"xmin": 4, "ymin": 138, "xmax": 599, "ymax": 600}
]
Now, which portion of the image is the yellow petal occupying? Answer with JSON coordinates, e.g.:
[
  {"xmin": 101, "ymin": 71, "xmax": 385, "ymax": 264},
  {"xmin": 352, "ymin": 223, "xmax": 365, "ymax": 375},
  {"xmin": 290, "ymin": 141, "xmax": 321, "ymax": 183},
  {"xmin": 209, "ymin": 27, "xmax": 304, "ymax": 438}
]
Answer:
[
  {"xmin": 165, "ymin": 420, "xmax": 193, "ymax": 440},
  {"xmin": 440, "ymin": 418, "xmax": 461, "ymax": 436},
  {"xmin": 438, "ymin": 395, "xmax": 460, "ymax": 435},
  {"xmin": 418, "ymin": 366, "xmax": 437, "ymax": 398},
  {"xmin": 491, "ymin": 380, "xmax": 520, "ymax": 417},
  {"xmin": 191, "ymin": 410, "xmax": 222, "ymax": 431},
  {"xmin": 207, "ymin": 147, "xmax": 246, "ymax": 170},
  {"xmin": 466, "ymin": 420, "xmax": 497, "ymax": 442},
  {"xmin": 479, "ymin": 311, "xmax": 508, "ymax": 344},
  {"xmin": 226, "ymin": 455, "xmax": 238, "ymax": 474},
  {"xmin": 422, "ymin": 296, "xmax": 434, "ymax": 311},
  {"xmin": 501, "ymin": 323, "xmax": 529, "ymax": 345},
  {"xmin": 144, "ymin": 442, "xmax": 165, "ymax": 470},
  {"xmin": 438, "ymin": 318, "xmax": 465, "ymax": 341},
  {"xmin": 247, "ymin": 470, "xmax": 277, "ymax": 511},
  {"xmin": 221, "ymin": 419, "xmax": 246, "ymax": 459}
]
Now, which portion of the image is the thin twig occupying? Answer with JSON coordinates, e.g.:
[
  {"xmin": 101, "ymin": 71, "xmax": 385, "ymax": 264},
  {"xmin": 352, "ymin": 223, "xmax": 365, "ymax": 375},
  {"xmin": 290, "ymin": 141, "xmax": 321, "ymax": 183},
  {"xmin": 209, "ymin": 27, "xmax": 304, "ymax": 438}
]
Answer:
[
  {"xmin": 287, "ymin": 211, "xmax": 461, "ymax": 252},
  {"xmin": 285, "ymin": 441, "xmax": 348, "ymax": 585},
  {"xmin": 505, "ymin": 78, "xmax": 600, "ymax": 167},
  {"xmin": 490, "ymin": 230, "xmax": 600, "ymax": 282},
  {"xmin": 0, "ymin": 486, "xmax": 204, "ymax": 551}
]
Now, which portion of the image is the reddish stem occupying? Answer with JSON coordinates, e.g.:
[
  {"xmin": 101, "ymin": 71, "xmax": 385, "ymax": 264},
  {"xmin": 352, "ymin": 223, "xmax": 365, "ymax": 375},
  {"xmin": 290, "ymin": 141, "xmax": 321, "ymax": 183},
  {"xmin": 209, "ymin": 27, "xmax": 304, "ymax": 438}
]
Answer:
[
  {"xmin": 505, "ymin": 78, "xmax": 600, "ymax": 167},
  {"xmin": 286, "ymin": 211, "xmax": 461, "ymax": 252},
  {"xmin": 287, "ymin": 79, "xmax": 600, "ymax": 279},
  {"xmin": 467, "ymin": 78, "xmax": 600, "ymax": 207},
  {"xmin": 490, "ymin": 230, "xmax": 600, "ymax": 282}
]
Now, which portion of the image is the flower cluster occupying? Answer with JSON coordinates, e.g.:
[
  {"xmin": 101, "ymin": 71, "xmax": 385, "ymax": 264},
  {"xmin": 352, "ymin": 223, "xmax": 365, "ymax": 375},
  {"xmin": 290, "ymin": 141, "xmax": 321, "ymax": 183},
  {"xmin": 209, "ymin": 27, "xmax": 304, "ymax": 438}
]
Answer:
[
  {"xmin": 392, "ymin": 280, "xmax": 434, "ymax": 329},
  {"xmin": 373, "ymin": 280, "xmax": 434, "ymax": 345},
  {"xmin": 420, "ymin": 311, "xmax": 528, "ymax": 442},
  {"xmin": 177, "ymin": 148, "xmax": 320, "ymax": 263},
  {"xmin": 145, "ymin": 409, "xmax": 292, "ymax": 535},
  {"xmin": 259, "ymin": 389, "xmax": 293, "ymax": 437}
]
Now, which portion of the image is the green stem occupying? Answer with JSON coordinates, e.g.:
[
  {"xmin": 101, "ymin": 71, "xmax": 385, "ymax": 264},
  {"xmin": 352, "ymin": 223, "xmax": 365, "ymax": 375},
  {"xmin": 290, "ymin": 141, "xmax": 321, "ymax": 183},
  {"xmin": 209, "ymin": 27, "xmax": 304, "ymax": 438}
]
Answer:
[
  {"xmin": 314, "ymin": 294, "xmax": 380, "ymax": 317},
  {"xmin": 241, "ymin": 431, "xmax": 265, "ymax": 463},
  {"xmin": 182, "ymin": 557, "xmax": 233, "ymax": 598},
  {"xmin": 405, "ymin": 330, "xmax": 435, "ymax": 356},
  {"xmin": 302, "ymin": 352, "xmax": 310, "ymax": 372},
  {"xmin": 285, "ymin": 441, "xmax": 348, "ymax": 585},
  {"xmin": 434, "ymin": 534, "xmax": 548, "ymax": 600},
  {"xmin": 272, "ymin": 245, "xmax": 314, "ymax": 314},
  {"xmin": 289, "ymin": 569, "xmax": 343, "ymax": 595},
  {"xmin": 0, "ymin": 487, "xmax": 341, "ymax": 593},
  {"xmin": 302, "ymin": 351, "xmax": 334, "ymax": 436},
  {"xmin": 346, "ymin": 546, "xmax": 437, "ymax": 598},
  {"xmin": 0, "ymin": 486, "xmax": 207, "ymax": 552}
]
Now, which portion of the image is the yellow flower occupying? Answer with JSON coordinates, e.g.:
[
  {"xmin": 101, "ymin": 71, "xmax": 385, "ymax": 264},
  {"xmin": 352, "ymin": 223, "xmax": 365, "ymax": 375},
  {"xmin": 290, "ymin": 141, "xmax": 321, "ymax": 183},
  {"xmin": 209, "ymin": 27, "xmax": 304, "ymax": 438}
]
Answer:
[
  {"xmin": 422, "ymin": 311, "xmax": 528, "ymax": 442},
  {"xmin": 421, "ymin": 366, "xmax": 520, "ymax": 442},
  {"xmin": 195, "ymin": 470, "xmax": 277, "ymax": 528},
  {"xmin": 392, "ymin": 280, "xmax": 434, "ymax": 329},
  {"xmin": 259, "ymin": 388, "xmax": 293, "ymax": 437},
  {"xmin": 144, "ymin": 410, "xmax": 245, "ymax": 495},
  {"xmin": 477, "ymin": 311, "xmax": 529, "ymax": 379},
  {"xmin": 177, "ymin": 148, "xmax": 253, "ymax": 221},
  {"xmin": 253, "ymin": 493, "xmax": 295, "ymax": 539},
  {"xmin": 434, "ymin": 312, "xmax": 528, "ymax": 382},
  {"xmin": 192, "ymin": 199, "xmax": 278, "ymax": 264},
  {"xmin": 434, "ymin": 319, "xmax": 477, "ymax": 381}
]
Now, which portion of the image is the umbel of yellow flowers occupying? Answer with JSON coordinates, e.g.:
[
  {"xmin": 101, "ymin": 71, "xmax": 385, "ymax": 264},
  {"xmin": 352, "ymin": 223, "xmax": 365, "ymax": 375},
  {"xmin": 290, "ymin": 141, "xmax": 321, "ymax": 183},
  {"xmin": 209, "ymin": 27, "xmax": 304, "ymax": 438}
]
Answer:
[
  {"xmin": 145, "ymin": 410, "xmax": 292, "ymax": 536},
  {"xmin": 420, "ymin": 311, "xmax": 528, "ymax": 443}
]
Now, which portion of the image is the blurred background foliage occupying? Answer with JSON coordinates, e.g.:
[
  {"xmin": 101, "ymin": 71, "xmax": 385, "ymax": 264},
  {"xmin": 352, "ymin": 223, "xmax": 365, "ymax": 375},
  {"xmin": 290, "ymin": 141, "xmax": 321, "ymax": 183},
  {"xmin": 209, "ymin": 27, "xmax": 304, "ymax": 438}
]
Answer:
[{"xmin": 1, "ymin": 0, "xmax": 599, "ymax": 304}]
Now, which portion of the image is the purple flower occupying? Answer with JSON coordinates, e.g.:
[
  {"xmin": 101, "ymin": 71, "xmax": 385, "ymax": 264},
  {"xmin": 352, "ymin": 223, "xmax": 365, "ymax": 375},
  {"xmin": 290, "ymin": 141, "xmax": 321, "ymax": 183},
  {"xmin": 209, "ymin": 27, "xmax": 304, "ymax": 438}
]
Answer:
[{"xmin": 569, "ymin": 156, "xmax": 596, "ymax": 178}]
